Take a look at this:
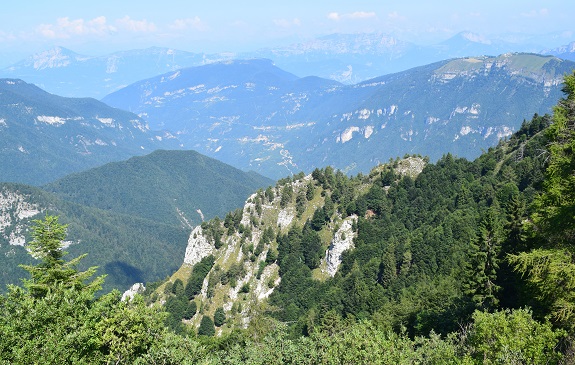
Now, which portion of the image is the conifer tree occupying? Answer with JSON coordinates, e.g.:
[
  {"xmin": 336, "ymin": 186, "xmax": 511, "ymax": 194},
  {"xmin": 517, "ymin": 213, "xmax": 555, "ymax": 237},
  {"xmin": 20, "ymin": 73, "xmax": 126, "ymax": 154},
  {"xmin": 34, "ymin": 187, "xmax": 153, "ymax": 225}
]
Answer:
[
  {"xmin": 510, "ymin": 71, "xmax": 575, "ymax": 330},
  {"xmin": 198, "ymin": 315, "xmax": 215, "ymax": 336},
  {"xmin": 463, "ymin": 208, "xmax": 502, "ymax": 310},
  {"xmin": 20, "ymin": 214, "xmax": 101, "ymax": 298}
]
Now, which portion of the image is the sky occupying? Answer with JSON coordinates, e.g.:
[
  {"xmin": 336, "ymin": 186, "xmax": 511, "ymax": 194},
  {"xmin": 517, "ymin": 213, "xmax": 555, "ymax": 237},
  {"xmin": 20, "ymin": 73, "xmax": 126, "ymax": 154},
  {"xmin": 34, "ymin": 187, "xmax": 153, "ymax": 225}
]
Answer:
[{"xmin": 0, "ymin": 0, "xmax": 574, "ymax": 66}]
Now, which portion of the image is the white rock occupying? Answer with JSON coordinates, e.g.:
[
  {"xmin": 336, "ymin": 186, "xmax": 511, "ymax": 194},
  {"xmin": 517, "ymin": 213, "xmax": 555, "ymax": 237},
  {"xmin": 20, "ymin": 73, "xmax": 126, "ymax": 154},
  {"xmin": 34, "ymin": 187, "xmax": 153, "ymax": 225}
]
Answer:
[
  {"xmin": 325, "ymin": 215, "xmax": 357, "ymax": 277},
  {"xmin": 121, "ymin": 283, "xmax": 146, "ymax": 301},
  {"xmin": 183, "ymin": 226, "xmax": 214, "ymax": 266}
]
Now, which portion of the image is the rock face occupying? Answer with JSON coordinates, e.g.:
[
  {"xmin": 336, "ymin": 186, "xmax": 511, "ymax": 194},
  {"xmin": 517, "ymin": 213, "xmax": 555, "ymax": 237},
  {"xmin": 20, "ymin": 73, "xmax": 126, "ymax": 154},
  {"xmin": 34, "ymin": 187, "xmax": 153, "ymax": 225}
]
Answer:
[
  {"xmin": 0, "ymin": 188, "xmax": 41, "ymax": 246},
  {"xmin": 325, "ymin": 215, "xmax": 358, "ymax": 277},
  {"xmin": 121, "ymin": 283, "xmax": 146, "ymax": 301},
  {"xmin": 184, "ymin": 226, "xmax": 214, "ymax": 266},
  {"xmin": 395, "ymin": 157, "xmax": 427, "ymax": 178}
]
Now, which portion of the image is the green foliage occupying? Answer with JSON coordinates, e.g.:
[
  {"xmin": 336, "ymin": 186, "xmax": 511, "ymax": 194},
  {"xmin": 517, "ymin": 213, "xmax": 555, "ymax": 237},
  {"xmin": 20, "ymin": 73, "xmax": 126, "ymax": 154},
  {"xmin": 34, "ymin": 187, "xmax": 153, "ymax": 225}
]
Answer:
[
  {"xmin": 466, "ymin": 309, "xmax": 564, "ymax": 364},
  {"xmin": 203, "ymin": 217, "xmax": 225, "ymax": 249},
  {"xmin": 240, "ymin": 283, "xmax": 250, "ymax": 293},
  {"xmin": 214, "ymin": 307, "xmax": 226, "ymax": 327},
  {"xmin": 509, "ymin": 71, "xmax": 575, "ymax": 331},
  {"xmin": 295, "ymin": 190, "xmax": 307, "ymax": 217},
  {"xmin": 172, "ymin": 278, "xmax": 184, "ymax": 296},
  {"xmin": 280, "ymin": 184, "xmax": 294, "ymax": 208},
  {"xmin": 305, "ymin": 181, "xmax": 315, "ymax": 201},
  {"xmin": 509, "ymin": 249, "xmax": 575, "ymax": 329},
  {"xmin": 198, "ymin": 315, "xmax": 216, "ymax": 337},
  {"xmin": 185, "ymin": 255, "xmax": 215, "ymax": 300},
  {"xmin": 0, "ymin": 215, "xmax": 181, "ymax": 364},
  {"xmin": 19, "ymin": 215, "xmax": 101, "ymax": 298},
  {"xmin": 463, "ymin": 207, "xmax": 503, "ymax": 310}
]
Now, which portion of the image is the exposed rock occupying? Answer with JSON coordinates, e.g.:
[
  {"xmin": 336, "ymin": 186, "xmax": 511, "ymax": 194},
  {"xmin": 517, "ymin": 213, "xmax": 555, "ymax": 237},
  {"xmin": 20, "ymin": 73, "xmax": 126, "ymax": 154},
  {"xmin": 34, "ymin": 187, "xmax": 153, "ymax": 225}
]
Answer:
[
  {"xmin": 254, "ymin": 263, "xmax": 280, "ymax": 300},
  {"xmin": 325, "ymin": 215, "xmax": 357, "ymax": 277},
  {"xmin": 277, "ymin": 208, "xmax": 294, "ymax": 229},
  {"xmin": 121, "ymin": 282, "xmax": 146, "ymax": 301},
  {"xmin": 0, "ymin": 188, "xmax": 41, "ymax": 246},
  {"xmin": 395, "ymin": 157, "xmax": 426, "ymax": 178},
  {"xmin": 183, "ymin": 226, "xmax": 214, "ymax": 266}
]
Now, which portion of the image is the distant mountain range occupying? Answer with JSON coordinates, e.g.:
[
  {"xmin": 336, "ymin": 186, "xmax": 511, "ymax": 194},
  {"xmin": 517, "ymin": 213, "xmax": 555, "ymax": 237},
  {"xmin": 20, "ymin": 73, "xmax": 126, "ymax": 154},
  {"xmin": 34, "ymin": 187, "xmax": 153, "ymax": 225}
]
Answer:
[
  {"xmin": 0, "ymin": 47, "xmax": 209, "ymax": 98},
  {"xmin": 0, "ymin": 31, "xmax": 565, "ymax": 98},
  {"xmin": 542, "ymin": 41, "xmax": 575, "ymax": 61},
  {"xmin": 102, "ymin": 53, "xmax": 575, "ymax": 179},
  {"xmin": 0, "ymin": 78, "xmax": 182, "ymax": 185},
  {"xmin": 0, "ymin": 150, "xmax": 273, "ymax": 293}
]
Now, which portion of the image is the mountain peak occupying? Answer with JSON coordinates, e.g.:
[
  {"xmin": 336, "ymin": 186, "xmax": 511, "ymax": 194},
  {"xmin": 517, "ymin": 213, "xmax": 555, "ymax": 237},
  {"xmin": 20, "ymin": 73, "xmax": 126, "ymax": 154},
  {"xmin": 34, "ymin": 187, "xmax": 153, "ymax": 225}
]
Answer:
[
  {"xmin": 459, "ymin": 31, "xmax": 492, "ymax": 45},
  {"xmin": 29, "ymin": 46, "xmax": 88, "ymax": 70}
]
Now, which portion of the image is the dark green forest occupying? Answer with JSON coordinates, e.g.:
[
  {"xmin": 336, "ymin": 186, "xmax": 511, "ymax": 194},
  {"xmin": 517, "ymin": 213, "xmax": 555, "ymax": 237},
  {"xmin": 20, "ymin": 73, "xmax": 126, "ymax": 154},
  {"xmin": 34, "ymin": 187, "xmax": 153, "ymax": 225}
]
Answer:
[{"xmin": 2, "ymin": 72, "xmax": 575, "ymax": 363}]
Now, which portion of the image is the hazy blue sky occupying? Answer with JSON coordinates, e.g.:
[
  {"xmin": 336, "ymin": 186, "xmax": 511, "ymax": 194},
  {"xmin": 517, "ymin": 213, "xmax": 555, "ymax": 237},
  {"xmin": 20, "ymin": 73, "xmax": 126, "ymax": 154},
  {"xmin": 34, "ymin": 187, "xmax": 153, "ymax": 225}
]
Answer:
[{"xmin": 1, "ymin": 0, "xmax": 573, "ymax": 62}]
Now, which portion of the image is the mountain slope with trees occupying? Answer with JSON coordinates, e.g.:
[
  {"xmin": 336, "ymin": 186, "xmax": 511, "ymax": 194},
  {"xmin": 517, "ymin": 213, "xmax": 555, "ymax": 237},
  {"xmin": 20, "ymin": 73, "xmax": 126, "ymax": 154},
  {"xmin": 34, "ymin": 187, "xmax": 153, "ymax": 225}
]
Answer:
[
  {"xmin": 44, "ymin": 149, "xmax": 274, "ymax": 228},
  {"xmin": 0, "ymin": 182, "xmax": 190, "ymax": 293},
  {"xmin": 1, "ymin": 72, "xmax": 575, "ymax": 364},
  {"xmin": 0, "ymin": 78, "xmax": 181, "ymax": 185},
  {"xmin": 134, "ymin": 72, "xmax": 575, "ymax": 362},
  {"xmin": 102, "ymin": 54, "xmax": 574, "ymax": 179},
  {"xmin": 0, "ymin": 150, "xmax": 273, "ymax": 293}
]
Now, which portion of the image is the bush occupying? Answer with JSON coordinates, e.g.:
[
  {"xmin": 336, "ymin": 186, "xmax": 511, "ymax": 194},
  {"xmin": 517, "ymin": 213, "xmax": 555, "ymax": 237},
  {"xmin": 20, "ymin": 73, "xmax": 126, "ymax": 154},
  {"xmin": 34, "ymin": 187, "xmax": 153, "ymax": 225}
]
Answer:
[
  {"xmin": 240, "ymin": 283, "xmax": 250, "ymax": 293},
  {"xmin": 466, "ymin": 309, "xmax": 564, "ymax": 364}
]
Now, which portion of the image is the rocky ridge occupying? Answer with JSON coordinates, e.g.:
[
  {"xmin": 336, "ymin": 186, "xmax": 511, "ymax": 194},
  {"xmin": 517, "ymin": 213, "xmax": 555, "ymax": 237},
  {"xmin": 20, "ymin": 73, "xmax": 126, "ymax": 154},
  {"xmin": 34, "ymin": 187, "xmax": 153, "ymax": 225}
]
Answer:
[{"xmin": 155, "ymin": 157, "xmax": 427, "ymax": 333}]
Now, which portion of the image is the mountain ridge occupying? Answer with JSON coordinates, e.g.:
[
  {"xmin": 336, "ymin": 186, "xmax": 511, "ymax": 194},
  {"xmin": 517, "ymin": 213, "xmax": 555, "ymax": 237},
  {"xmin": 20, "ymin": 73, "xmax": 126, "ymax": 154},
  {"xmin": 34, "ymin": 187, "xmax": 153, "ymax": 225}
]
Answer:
[
  {"xmin": 2, "ymin": 31, "xmax": 568, "ymax": 98},
  {"xmin": 0, "ymin": 78, "xmax": 182, "ymax": 185},
  {"xmin": 102, "ymin": 53, "xmax": 574, "ymax": 179}
]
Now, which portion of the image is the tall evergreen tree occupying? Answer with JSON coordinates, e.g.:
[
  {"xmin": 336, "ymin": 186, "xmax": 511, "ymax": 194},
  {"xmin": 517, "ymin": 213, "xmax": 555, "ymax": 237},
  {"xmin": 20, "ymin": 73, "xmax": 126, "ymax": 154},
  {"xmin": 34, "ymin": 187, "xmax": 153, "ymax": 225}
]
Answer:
[
  {"xmin": 510, "ymin": 71, "xmax": 575, "ymax": 330},
  {"xmin": 20, "ymin": 215, "xmax": 101, "ymax": 298},
  {"xmin": 463, "ymin": 208, "xmax": 503, "ymax": 310}
]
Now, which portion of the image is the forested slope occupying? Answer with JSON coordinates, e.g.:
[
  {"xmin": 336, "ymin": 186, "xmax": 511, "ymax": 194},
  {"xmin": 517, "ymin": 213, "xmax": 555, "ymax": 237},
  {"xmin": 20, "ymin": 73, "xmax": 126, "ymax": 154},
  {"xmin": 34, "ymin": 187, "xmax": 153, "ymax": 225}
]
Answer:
[
  {"xmin": 2, "ymin": 72, "xmax": 575, "ymax": 364},
  {"xmin": 144, "ymin": 74, "xmax": 575, "ymax": 362}
]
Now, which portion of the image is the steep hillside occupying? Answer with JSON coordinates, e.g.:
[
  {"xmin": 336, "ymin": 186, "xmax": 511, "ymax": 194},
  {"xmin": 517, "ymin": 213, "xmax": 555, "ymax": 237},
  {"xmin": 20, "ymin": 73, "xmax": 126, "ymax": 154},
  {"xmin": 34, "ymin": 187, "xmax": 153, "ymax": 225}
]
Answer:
[
  {"xmin": 0, "ymin": 183, "xmax": 189, "ymax": 293},
  {"xmin": 103, "ymin": 54, "xmax": 574, "ymax": 179},
  {"xmin": 44, "ymin": 149, "xmax": 274, "ymax": 228},
  {"xmin": 0, "ymin": 79, "xmax": 181, "ymax": 185},
  {"xmin": 149, "ymin": 111, "xmax": 554, "ymax": 337},
  {"xmin": 150, "ymin": 157, "xmax": 430, "ymax": 333}
]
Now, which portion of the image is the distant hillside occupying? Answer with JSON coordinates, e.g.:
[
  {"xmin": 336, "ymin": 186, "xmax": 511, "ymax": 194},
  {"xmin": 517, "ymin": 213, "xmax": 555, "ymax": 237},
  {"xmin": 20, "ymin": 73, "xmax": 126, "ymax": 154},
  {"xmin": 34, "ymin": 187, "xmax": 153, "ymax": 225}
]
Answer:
[
  {"xmin": 250, "ymin": 31, "xmax": 538, "ymax": 83},
  {"xmin": 542, "ymin": 40, "xmax": 575, "ymax": 61},
  {"xmin": 102, "ymin": 54, "xmax": 575, "ymax": 179},
  {"xmin": 44, "ymin": 149, "xmax": 275, "ymax": 228},
  {"xmin": 0, "ymin": 78, "xmax": 182, "ymax": 185},
  {"xmin": 0, "ymin": 183, "xmax": 190, "ymax": 293}
]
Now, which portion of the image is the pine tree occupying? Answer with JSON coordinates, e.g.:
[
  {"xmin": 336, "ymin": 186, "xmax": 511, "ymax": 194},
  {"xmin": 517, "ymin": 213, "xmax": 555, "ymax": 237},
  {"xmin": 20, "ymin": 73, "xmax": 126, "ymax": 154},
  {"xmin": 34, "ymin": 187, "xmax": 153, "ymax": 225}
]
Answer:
[
  {"xmin": 214, "ymin": 307, "xmax": 226, "ymax": 327},
  {"xmin": 198, "ymin": 315, "xmax": 215, "ymax": 336},
  {"xmin": 463, "ymin": 208, "xmax": 502, "ymax": 310},
  {"xmin": 20, "ymin": 214, "xmax": 101, "ymax": 298},
  {"xmin": 509, "ymin": 71, "xmax": 575, "ymax": 330}
]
